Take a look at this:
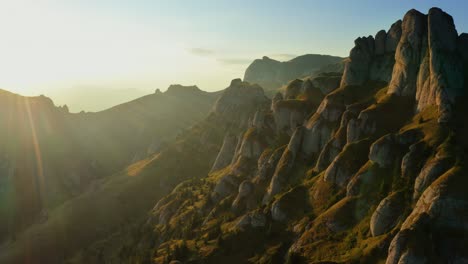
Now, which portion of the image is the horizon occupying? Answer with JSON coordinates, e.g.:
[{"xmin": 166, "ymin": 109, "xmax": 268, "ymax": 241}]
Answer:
[{"xmin": 1, "ymin": 0, "xmax": 467, "ymax": 112}]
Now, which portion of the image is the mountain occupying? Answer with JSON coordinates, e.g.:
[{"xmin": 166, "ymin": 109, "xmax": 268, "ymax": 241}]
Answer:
[
  {"xmin": 244, "ymin": 54, "xmax": 344, "ymax": 91},
  {"xmin": 2, "ymin": 6, "xmax": 468, "ymax": 264},
  {"xmin": 112, "ymin": 7, "xmax": 465, "ymax": 264},
  {"xmin": 0, "ymin": 85, "xmax": 218, "ymax": 246}
]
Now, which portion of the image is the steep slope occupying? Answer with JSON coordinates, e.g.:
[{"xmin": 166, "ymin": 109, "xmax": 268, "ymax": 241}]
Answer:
[
  {"xmin": 244, "ymin": 54, "xmax": 344, "ymax": 91},
  {"xmin": 118, "ymin": 7, "xmax": 468, "ymax": 264},
  {"xmin": 0, "ymin": 80, "xmax": 267, "ymax": 263},
  {"xmin": 0, "ymin": 85, "xmax": 217, "ymax": 244}
]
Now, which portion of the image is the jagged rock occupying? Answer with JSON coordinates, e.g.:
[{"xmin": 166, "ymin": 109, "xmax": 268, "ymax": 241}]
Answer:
[
  {"xmin": 211, "ymin": 174, "xmax": 242, "ymax": 202},
  {"xmin": 323, "ymin": 139, "xmax": 371, "ymax": 187},
  {"xmin": 212, "ymin": 79, "xmax": 268, "ymax": 123},
  {"xmin": 210, "ymin": 134, "xmax": 238, "ymax": 173},
  {"xmin": 387, "ymin": 8, "xmax": 464, "ymax": 122},
  {"xmin": 272, "ymin": 99, "xmax": 308, "ymax": 134},
  {"xmin": 370, "ymin": 192, "xmax": 405, "ymax": 236},
  {"xmin": 375, "ymin": 30, "xmax": 387, "ymax": 55},
  {"xmin": 388, "ymin": 9, "xmax": 427, "ymax": 96},
  {"xmin": 255, "ymin": 146, "xmax": 285, "ymax": 183},
  {"xmin": 413, "ymin": 154, "xmax": 453, "ymax": 200},
  {"xmin": 264, "ymin": 126, "xmax": 304, "ymax": 202},
  {"xmin": 315, "ymin": 108, "xmax": 359, "ymax": 172},
  {"xmin": 385, "ymin": 20, "xmax": 403, "ymax": 53},
  {"xmin": 417, "ymin": 8, "xmax": 464, "ymax": 122},
  {"xmin": 231, "ymin": 127, "xmax": 270, "ymax": 167},
  {"xmin": 302, "ymin": 118, "xmax": 336, "ymax": 157},
  {"xmin": 458, "ymin": 33, "xmax": 468, "ymax": 61},
  {"xmin": 340, "ymin": 36, "xmax": 375, "ymax": 87}
]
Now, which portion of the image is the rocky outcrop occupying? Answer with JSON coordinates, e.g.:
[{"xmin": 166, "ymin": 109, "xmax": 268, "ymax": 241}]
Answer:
[
  {"xmin": 370, "ymin": 192, "xmax": 405, "ymax": 236},
  {"xmin": 314, "ymin": 107, "xmax": 359, "ymax": 172},
  {"xmin": 210, "ymin": 134, "xmax": 239, "ymax": 173},
  {"xmin": 401, "ymin": 141, "xmax": 428, "ymax": 179},
  {"xmin": 369, "ymin": 130, "xmax": 421, "ymax": 168},
  {"xmin": 323, "ymin": 139, "xmax": 371, "ymax": 187},
  {"xmin": 264, "ymin": 126, "xmax": 305, "ymax": 202},
  {"xmin": 231, "ymin": 127, "xmax": 271, "ymax": 168},
  {"xmin": 387, "ymin": 166, "xmax": 468, "ymax": 264},
  {"xmin": 232, "ymin": 180, "xmax": 256, "ymax": 212},
  {"xmin": 340, "ymin": 21, "xmax": 402, "ymax": 88},
  {"xmin": 388, "ymin": 8, "xmax": 465, "ymax": 122},
  {"xmin": 212, "ymin": 79, "xmax": 269, "ymax": 124},
  {"xmin": 309, "ymin": 72, "xmax": 342, "ymax": 95},
  {"xmin": 255, "ymin": 146, "xmax": 285, "ymax": 183},
  {"xmin": 211, "ymin": 174, "xmax": 242, "ymax": 202},
  {"xmin": 272, "ymin": 99, "xmax": 309, "ymax": 135},
  {"xmin": 413, "ymin": 152, "xmax": 453, "ymax": 200}
]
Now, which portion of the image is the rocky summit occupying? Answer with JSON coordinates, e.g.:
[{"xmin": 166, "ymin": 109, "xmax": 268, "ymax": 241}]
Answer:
[{"xmin": 1, "ymin": 6, "xmax": 468, "ymax": 264}]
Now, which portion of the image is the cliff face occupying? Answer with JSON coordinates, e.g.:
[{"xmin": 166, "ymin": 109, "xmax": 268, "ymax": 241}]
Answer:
[{"xmin": 244, "ymin": 54, "xmax": 344, "ymax": 91}]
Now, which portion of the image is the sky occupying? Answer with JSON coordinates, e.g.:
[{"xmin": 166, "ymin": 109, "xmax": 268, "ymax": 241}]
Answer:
[{"xmin": 0, "ymin": 0, "xmax": 467, "ymax": 112}]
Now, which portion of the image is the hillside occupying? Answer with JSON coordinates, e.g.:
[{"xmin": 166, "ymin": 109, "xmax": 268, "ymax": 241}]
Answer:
[
  {"xmin": 0, "ymin": 85, "xmax": 218, "ymax": 245},
  {"xmin": 244, "ymin": 54, "xmax": 344, "ymax": 91}
]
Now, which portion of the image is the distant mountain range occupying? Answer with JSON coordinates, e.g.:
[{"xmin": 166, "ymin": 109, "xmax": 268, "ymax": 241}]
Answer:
[{"xmin": 244, "ymin": 54, "xmax": 344, "ymax": 91}]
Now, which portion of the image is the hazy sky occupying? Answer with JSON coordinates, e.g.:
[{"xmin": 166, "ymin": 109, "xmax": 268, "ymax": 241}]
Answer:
[{"xmin": 0, "ymin": 0, "xmax": 467, "ymax": 111}]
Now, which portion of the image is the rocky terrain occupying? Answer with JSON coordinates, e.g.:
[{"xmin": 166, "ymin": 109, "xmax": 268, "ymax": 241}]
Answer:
[{"xmin": 1, "ymin": 6, "xmax": 468, "ymax": 264}]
